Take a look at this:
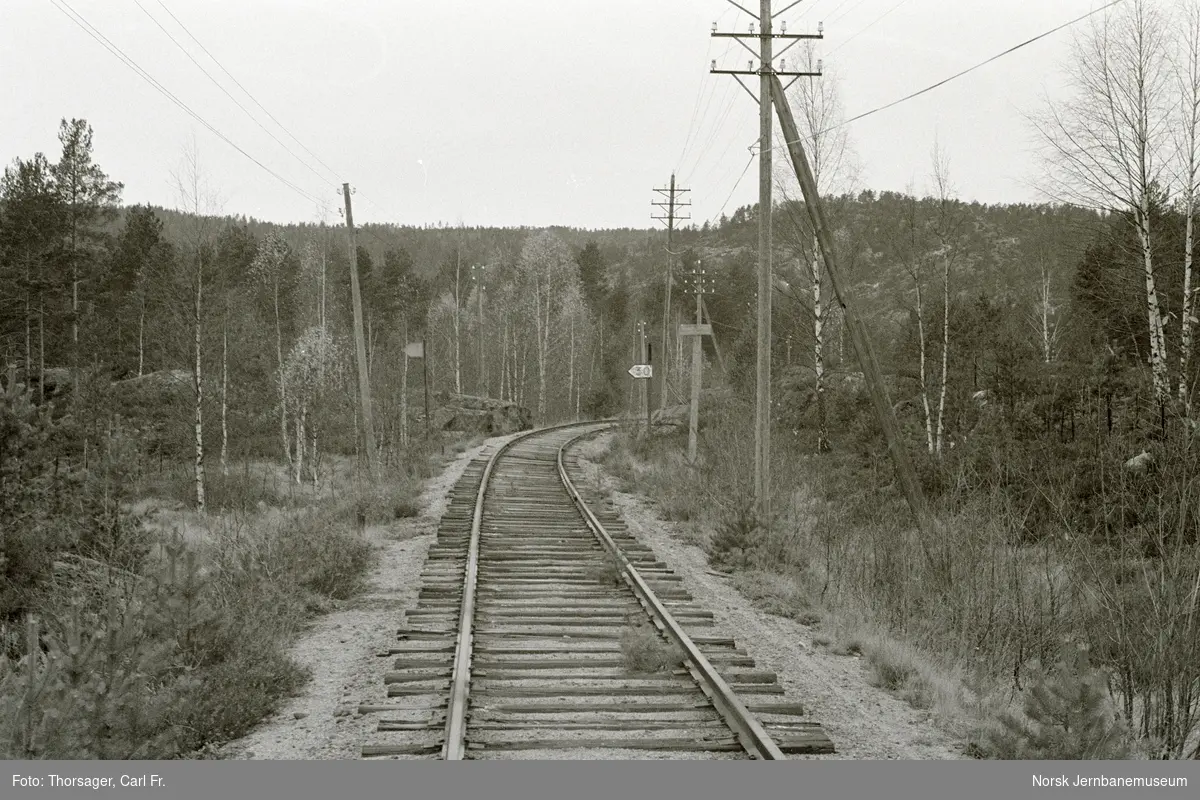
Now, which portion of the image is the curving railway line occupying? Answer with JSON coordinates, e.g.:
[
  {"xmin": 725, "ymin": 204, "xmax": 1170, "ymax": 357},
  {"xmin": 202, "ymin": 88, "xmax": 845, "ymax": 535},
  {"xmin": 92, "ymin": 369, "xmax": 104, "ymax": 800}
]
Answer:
[{"xmin": 358, "ymin": 422, "xmax": 835, "ymax": 760}]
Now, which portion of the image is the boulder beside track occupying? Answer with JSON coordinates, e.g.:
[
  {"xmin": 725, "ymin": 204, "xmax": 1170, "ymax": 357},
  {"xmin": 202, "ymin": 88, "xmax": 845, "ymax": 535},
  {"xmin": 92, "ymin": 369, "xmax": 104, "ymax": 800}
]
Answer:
[{"xmin": 430, "ymin": 393, "xmax": 533, "ymax": 435}]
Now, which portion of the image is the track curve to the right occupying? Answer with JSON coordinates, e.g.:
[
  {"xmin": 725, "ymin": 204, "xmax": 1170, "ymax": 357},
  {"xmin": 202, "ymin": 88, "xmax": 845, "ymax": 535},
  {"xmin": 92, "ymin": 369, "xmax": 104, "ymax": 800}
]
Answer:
[{"xmin": 360, "ymin": 422, "xmax": 835, "ymax": 759}]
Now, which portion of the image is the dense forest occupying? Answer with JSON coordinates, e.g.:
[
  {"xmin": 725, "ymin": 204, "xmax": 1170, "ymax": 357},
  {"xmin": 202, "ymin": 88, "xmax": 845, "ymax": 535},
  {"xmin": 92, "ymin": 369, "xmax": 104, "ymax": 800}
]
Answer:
[
  {"xmin": 3, "ymin": 0, "xmax": 1200, "ymax": 762},
  {"xmin": 0, "ymin": 115, "xmax": 1196, "ymax": 759}
]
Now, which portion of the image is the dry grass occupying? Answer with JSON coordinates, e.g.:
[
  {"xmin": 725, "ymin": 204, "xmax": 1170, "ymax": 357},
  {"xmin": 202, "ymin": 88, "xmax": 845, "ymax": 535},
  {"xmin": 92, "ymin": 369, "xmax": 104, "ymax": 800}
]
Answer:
[
  {"xmin": 0, "ymin": 497, "xmax": 374, "ymax": 759},
  {"xmin": 0, "ymin": 439, "xmax": 448, "ymax": 759},
  {"xmin": 586, "ymin": 552, "xmax": 625, "ymax": 588},
  {"xmin": 619, "ymin": 620, "xmax": 686, "ymax": 674},
  {"xmin": 595, "ymin": 413, "xmax": 1001, "ymax": 749},
  {"xmin": 731, "ymin": 570, "xmax": 823, "ymax": 626}
]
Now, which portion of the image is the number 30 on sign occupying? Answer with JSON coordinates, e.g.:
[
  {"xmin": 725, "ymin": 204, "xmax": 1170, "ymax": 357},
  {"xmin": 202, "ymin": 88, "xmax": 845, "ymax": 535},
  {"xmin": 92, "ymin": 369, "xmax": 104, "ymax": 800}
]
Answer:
[{"xmin": 627, "ymin": 364, "xmax": 652, "ymax": 379}]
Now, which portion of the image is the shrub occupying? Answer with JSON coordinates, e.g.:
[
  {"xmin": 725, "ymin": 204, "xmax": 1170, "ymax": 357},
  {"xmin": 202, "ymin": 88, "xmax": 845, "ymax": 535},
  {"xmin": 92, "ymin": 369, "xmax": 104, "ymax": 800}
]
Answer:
[
  {"xmin": 619, "ymin": 620, "xmax": 685, "ymax": 674},
  {"xmin": 0, "ymin": 562, "xmax": 208, "ymax": 759},
  {"xmin": 286, "ymin": 509, "xmax": 376, "ymax": 600},
  {"xmin": 0, "ymin": 497, "xmax": 377, "ymax": 758},
  {"xmin": 984, "ymin": 641, "xmax": 1129, "ymax": 760},
  {"xmin": 0, "ymin": 384, "xmax": 77, "ymax": 619},
  {"xmin": 587, "ymin": 553, "xmax": 625, "ymax": 588},
  {"xmin": 352, "ymin": 482, "xmax": 421, "ymax": 527},
  {"xmin": 705, "ymin": 503, "xmax": 761, "ymax": 570},
  {"xmin": 179, "ymin": 647, "xmax": 308, "ymax": 747}
]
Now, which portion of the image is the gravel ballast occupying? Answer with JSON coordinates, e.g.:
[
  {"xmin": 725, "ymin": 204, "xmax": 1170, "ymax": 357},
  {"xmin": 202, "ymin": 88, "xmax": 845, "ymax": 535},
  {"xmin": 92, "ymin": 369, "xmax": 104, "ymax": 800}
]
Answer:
[
  {"xmin": 220, "ymin": 428, "xmax": 966, "ymax": 760},
  {"xmin": 220, "ymin": 434, "xmax": 524, "ymax": 760},
  {"xmin": 570, "ymin": 432, "xmax": 966, "ymax": 761}
]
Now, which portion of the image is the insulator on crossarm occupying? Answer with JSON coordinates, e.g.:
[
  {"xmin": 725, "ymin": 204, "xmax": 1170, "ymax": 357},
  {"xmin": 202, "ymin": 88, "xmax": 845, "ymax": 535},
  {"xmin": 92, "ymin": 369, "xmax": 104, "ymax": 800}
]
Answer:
[
  {"xmin": 781, "ymin": 21, "xmax": 787, "ymax": 34},
  {"xmin": 712, "ymin": 59, "xmax": 717, "ymax": 70},
  {"xmin": 749, "ymin": 22, "xmax": 755, "ymax": 35},
  {"xmin": 712, "ymin": 21, "xmax": 718, "ymax": 33},
  {"xmin": 819, "ymin": 21, "xmax": 824, "ymax": 35}
]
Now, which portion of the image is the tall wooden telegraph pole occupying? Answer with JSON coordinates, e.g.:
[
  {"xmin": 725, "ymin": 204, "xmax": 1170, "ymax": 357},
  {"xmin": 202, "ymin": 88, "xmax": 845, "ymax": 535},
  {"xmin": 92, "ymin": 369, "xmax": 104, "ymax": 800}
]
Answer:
[
  {"xmin": 682, "ymin": 263, "xmax": 714, "ymax": 464},
  {"xmin": 711, "ymin": 2, "xmax": 822, "ymax": 523},
  {"xmin": 769, "ymin": 74, "xmax": 935, "ymax": 548},
  {"xmin": 343, "ymin": 183, "xmax": 377, "ymax": 476},
  {"xmin": 653, "ymin": 174, "xmax": 690, "ymax": 414}
]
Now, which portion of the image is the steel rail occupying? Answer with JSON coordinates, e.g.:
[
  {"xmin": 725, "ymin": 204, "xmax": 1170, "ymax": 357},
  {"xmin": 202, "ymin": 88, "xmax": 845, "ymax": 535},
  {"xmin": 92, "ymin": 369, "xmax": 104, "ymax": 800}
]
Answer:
[
  {"xmin": 440, "ymin": 419, "xmax": 621, "ymax": 760},
  {"xmin": 555, "ymin": 427, "xmax": 787, "ymax": 761}
]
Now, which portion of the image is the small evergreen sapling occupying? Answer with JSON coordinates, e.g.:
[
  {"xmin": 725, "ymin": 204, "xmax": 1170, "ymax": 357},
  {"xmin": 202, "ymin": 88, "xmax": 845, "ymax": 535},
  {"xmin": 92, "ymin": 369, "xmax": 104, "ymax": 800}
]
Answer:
[{"xmin": 987, "ymin": 641, "xmax": 1129, "ymax": 759}]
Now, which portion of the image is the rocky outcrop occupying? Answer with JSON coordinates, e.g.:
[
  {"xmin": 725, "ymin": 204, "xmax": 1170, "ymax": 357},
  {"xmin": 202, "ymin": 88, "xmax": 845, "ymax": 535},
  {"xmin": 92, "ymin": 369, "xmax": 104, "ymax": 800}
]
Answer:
[
  {"xmin": 431, "ymin": 393, "xmax": 532, "ymax": 435},
  {"xmin": 651, "ymin": 403, "xmax": 689, "ymax": 427},
  {"xmin": 1124, "ymin": 451, "xmax": 1154, "ymax": 472}
]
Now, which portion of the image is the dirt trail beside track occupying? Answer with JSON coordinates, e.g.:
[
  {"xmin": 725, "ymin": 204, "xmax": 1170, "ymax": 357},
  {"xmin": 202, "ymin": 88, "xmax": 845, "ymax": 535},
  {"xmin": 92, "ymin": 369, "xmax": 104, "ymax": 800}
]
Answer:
[{"xmin": 221, "ymin": 429, "xmax": 963, "ymax": 760}]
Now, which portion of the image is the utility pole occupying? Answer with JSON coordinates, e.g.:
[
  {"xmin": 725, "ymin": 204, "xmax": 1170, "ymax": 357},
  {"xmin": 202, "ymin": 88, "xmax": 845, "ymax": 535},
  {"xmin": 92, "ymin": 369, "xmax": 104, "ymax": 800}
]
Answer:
[
  {"xmin": 769, "ymin": 73, "xmax": 935, "ymax": 554},
  {"xmin": 681, "ymin": 263, "xmax": 715, "ymax": 464},
  {"xmin": 642, "ymin": 322, "xmax": 652, "ymax": 434},
  {"xmin": 636, "ymin": 320, "xmax": 651, "ymax": 436},
  {"xmin": 343, "ymin": 183, "xmax": 377, "ymax": 476},
  {"xmin": 653, "ymin": 174, "xmax": 690, "ymax": 415},
  {"xmin": 712, "ymin": 2, "xmax": 822, "ymax": 526},
  {"xmin": 471, "ymin": 263, "xmax": 487, "ymax": 397},
  {"xmin": 422, "ymin": 337, "xmax": 431, "ymax": 443},
  {"xmin": 454, "ymin": 251, "xmax": 462, "ymax": 396}
]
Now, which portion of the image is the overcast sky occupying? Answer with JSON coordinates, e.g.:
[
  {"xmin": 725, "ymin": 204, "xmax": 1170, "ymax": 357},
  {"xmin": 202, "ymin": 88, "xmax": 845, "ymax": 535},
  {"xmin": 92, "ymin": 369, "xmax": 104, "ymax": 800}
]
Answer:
[{"xmin": 2, "ymin": 0, "xmax": 1107, "ymax": 230}]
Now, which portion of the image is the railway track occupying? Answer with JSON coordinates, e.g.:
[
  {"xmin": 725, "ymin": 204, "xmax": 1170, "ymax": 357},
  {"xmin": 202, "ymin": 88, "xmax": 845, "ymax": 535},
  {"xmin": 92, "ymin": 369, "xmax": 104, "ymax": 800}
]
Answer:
[{"xmin": 359, "ymin": 422, "xmax": 834, "ymax": 760}]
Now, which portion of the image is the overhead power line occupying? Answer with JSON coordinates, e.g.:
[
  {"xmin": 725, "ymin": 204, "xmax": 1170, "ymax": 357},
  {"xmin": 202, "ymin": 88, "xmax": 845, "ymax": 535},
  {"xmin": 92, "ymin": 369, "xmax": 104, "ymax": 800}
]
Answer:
[
  {"xmin": 134, "ymin": 0, "xmax": 340, "ymax": 191},
  {"xmin": 683, "ymin": 88, "xmax": 740, "ymax": 186},
  {"xmin": 151, "ymin": 0, "xmax": 346, "ymax": 185},
  {"xmin": 758, "ymin": 0, "xmax": 1126, "ymax": 157},
  {"xmin": 827, "ymin": 0, "xmax": 914, "ymax": 57},
  {"xmin": 675, "ymin": 36, "xmax": 718, "ymax": 171},
  {"xmin": 824, "ymin": 0, "xmax": 869, "ymax": 27},
  {"xmin": 49, "ymin": 0, "xmax": 322, "ymax": 207},
  {"xmin": 709, "ymin": 152, "xmax": 757, "ymax": 229}
]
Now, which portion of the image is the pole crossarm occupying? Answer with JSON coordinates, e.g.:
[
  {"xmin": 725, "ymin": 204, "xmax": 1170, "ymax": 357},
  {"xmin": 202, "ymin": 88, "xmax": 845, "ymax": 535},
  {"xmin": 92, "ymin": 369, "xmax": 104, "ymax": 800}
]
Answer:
[
  {"xmin": 708, "ymin": 0, "xmax": 832, "ymax": 526},
  {"xmin": 653, "ymin": 174, "xmax": 689, "ymax": 417},
  {"xmin": 711, "ymin": 32, "xmax": 823, "ymax": 40},
  {"xmin": 710, "ymin": 68, "xmax": 822, "ymax": 77}
]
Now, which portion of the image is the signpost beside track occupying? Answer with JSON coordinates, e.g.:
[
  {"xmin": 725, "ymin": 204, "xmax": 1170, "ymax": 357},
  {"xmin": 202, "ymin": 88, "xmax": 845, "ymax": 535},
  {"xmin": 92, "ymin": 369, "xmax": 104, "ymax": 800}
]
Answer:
[{"xmin": 627, "ymin": 364, "xmax": 653, "ymax": 379}]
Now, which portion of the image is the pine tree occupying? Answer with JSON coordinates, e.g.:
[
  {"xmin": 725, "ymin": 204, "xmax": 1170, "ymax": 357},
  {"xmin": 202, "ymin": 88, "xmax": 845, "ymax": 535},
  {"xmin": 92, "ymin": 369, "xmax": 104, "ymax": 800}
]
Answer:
[
  {"xmin": 988, "ymin": 641, "xmax": 1130, "ymax": 759},
  {"xmin": 51, "ymin": 119, "xmax": 123, "ymax": 394},
  {"xmin": 0, "ymin": 154, "xmax": 63, "ymax": 396},
  {"xmin": 104, "ymin": 206, "xmax": 171, "ymax": 378}
]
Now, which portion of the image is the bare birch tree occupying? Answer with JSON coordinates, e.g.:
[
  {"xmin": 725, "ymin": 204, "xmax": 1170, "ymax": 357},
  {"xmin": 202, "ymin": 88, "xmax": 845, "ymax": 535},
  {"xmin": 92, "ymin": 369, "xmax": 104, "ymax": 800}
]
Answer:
[
  {"xmin": 452, "ymin": 250, "xmax": 463, "ymax": 395},
  {"xmin": 1033, "ymin": 0, "xmax": 1174, "ymax": 403},
  {"xmin": 169, "ymin": 136, "xmax": 221, "ymax": 512},
  {"xmin": 560, "ymin": 288, "xmax": 588, "ymax": 422},
  {"xmin": 1035, "ymin": 256, "xmax": 1061, "ymax": 364},
  {"xmin": 298, "ymin": 237, "xmax": 328, "ymax": 472},
  {"xmin": 898, "ymin": 187, "xmax": 937, "ymax": 455},
  {"xmin": 515, "ymin": 232, "xmax": 581, "ymax": 422},
  {"xmin": 928, "ymin": 140, "xmax": 968, "ymax": 457},
  {"xmin": 250, "ymin": 232, "xmax": 293, "ymax": 466},
  {"xmin": 1175, "ymin": 0, "xmax": 1200, "ymax": 412},
  {"xmin": 284, "ymin": 327, "xmax": 339, "ymax": 484},
  {"xmin": 778, "ymin": 46, "xmax": 859, "ymax": 452}
]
